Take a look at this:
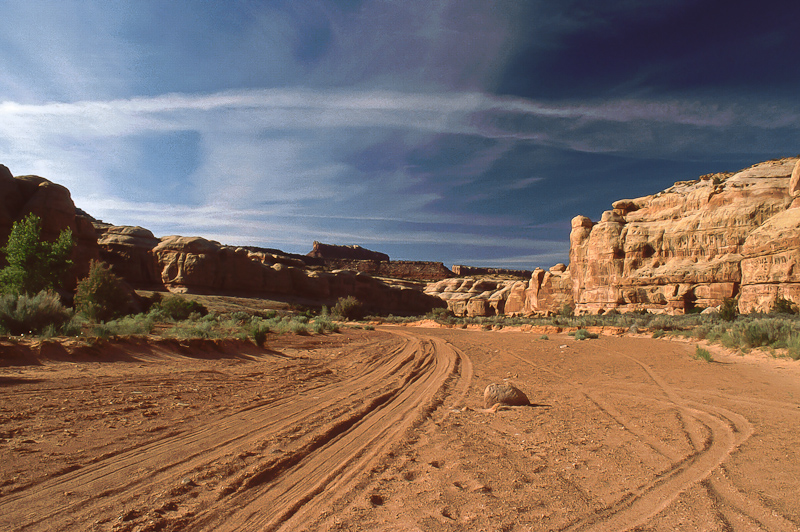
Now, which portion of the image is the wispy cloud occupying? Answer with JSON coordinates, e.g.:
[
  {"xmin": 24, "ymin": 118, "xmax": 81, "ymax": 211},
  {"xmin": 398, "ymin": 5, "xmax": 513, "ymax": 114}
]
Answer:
[{"xmin": 1, "ymin": 86, "xmax": 797, "ymax": 264}]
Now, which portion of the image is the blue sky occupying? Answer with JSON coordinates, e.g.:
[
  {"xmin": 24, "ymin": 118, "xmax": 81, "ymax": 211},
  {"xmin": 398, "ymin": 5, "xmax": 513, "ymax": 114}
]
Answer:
[{"xmin": 1, "ymin": 1, "xmax": 799, "ymax": 268}]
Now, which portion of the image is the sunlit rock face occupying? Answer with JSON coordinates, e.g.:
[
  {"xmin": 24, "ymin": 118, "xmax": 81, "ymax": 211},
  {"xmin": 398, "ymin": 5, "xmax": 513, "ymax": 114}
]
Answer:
[
  {"xmin": 570, "ymin": 157, "xmax": 799, "ymax": 314},
  {"xmin": 423, "ymin": 264, "xmax": 574, "ymax": 317}
]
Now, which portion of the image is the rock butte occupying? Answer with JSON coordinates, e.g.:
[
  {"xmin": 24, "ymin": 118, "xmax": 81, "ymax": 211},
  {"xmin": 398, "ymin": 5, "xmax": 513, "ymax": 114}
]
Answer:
[
  {"xmin": 2, "ymin": 157, "xmax": 800, "ymax": 316},
  {"xmin": 425, "ymin": 157, "xmax": 800, "ymax": 316}
]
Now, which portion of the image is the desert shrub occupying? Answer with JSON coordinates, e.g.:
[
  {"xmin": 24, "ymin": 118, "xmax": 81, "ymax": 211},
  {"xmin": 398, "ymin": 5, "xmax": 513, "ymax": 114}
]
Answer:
[
  {"xmin": 570, "ymin": 329, "xmax": 598, "ymax": 340},
  {"xmin": 165, "ymin": 319, "xmax": 218, "ymax": 339},
  {"xmin": 651, "ymin": 329, "xmax": 665, "ymax": 338},
  {"xmin": 719, "ymin": 297, "xmax": 738, "ymax": 322},
  {"xmin": 770, "ymin": 297, "xmax": 798, "ymax": 315},
  {"xmin": 92, "ymin": 314, "xmax": 154, "ymax": 338},
  {"xmin": 694, "ymin": 346, "xmax": 713, "ymax": 362},
  {"xmin": 426, "ymin": 307, "xmax": 453, "ymax": 322},
  {"xmin": 75, "ymin": 261, "xmax": 132, "ymax": 322},
  {"xmin": 539, "ymin": 335, "xmax": 549, "ymax": 340},
  {"xmin": 229, "ymin": 311, "xmax": 251, "ymax": 323},
  {"xmin": 251, "ymin": 321, "xmax": 270, "ymax": 346},
  {"xmin": 0, "ymin": 213, "xmax": 74, "ymax": 295},
  {"xmin": 0, "ymin": 290, "xmax": 72, "ymax": 335},
  {"xmin": 153, "ymin": 295, "xmax": 207, "ymax": 321},
  {"xmin": 558, "ymin": 303, "xmax": 575, "ymax": 318},
  {"xmin": 728, "ymin": 318, "xmax": 794, "ymax": 349},
  {"xmin": 332, "ymin": 296, "xmax": 364, "ymax": 321},
  {"xmin": 786, "ymin": 334, "xmax": 800, "ymax": 360},
  {"xmin": 312, "ymin": 315, "xmax": 339, "ymax": 333}
]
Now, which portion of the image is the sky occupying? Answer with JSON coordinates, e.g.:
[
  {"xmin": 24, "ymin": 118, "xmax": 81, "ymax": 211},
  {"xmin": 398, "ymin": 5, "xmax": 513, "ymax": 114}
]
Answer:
[{"xmin": 1, "ymin": 0, "xmax": 799, "ymax": 269}]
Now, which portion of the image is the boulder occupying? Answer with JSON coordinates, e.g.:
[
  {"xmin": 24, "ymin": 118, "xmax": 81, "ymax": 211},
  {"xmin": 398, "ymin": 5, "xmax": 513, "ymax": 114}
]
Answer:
[{"xmin": 483, "ymin": 383, "xmax": 530, "ymax": 409}]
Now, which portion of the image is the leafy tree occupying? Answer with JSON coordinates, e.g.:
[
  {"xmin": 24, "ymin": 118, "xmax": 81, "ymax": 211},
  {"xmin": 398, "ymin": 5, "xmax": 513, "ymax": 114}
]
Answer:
[
  {"xmin": 75, "ymin": 260, "xmax": 132, "ymax": 322},
  {"xmin": 0, "ymin": 213, "xmax": 74, "ymax": 295}
]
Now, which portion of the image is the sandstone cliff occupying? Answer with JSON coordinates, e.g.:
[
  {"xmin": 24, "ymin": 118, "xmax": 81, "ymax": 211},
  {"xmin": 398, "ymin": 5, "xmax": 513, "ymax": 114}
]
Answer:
[
  {"xmin": 0, "ymin": 165, "xmax": 99, "ymax": 287},
  {"xmin": 93, "ymin": 226, "xmax": 444, "ymax": 315},
  {"xmin": 424, "ymin": 264, "xmax": 572, "ymax": 317},
  {"xmin": 570, "ymin": 157, "xmax": 800, "ymax": 314}
]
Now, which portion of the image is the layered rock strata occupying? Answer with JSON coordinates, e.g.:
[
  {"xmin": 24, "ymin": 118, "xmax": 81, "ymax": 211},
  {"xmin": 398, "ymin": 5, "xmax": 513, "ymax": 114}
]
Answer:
[
  {"xmin": 450, "ymin": 265, "xmax": 533, "ymax": 278},
  {"xmin": 94, "ymin": 227, "xmax": 444, "ymax": 315},
  {"xmin": 570, "ymin": 157, "xmax": 800, "ymax": 314},
  {"xmin": 424, "ymin": 264, "xmax": 573, "ymax": 317}
]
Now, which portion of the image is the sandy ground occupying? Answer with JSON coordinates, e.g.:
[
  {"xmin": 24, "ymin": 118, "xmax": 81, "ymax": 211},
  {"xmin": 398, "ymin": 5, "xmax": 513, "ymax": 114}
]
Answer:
[{"xmin": 1, "ymin": 327, "xmax": 799, "ymax": 531}]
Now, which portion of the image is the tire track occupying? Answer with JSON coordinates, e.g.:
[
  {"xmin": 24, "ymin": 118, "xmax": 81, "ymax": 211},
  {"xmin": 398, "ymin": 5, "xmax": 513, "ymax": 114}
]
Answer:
[
  {"xmin": 506, "ymin": 342, "xmax": 778, "ymax": 532},
  {"xmin": 0, "ymin": 334, "xmax": 433, "ymax": 531},
  {"xmin": 191, "ymin": 328, "xmax": 471, "ymax": 531}
]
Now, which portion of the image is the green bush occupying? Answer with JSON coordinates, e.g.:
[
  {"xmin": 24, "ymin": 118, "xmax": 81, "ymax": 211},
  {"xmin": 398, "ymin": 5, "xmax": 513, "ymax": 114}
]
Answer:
[
  {"xmin": 153, "ymin": 295, "xmax": 207, "ymax": 321},
  {"xmin": 91, "ymin": 314, "xmax": 154, "ymax": 338},
  {"xmin": 787, "ymin": 334, "xmax": 800, "ymax": 360},
  {"xmin": 332, "ymin": 296, "xmax": 364, "ymax": 321},
  {"xmin": 252, "ymin": 322, "xmax": 269, "ymax": 346},
  {"xmin": 0, "ymin": 290, "xmax": 73, "ymax": 335},
  {"xmin": 719, "ymin": 297, "xmax": 738, "ymax": 322},
  {"xmin": 0, "ymin": 213, "xmax": 74, "ymax": 295},
  {"xmin": 75, "ymin": 260, "xmax": 132, "ymax": 322},
  {"xmin": 694, "ymin": 346, "xmax": 713, "ymax": 362},
  {"xmin": 425, "ymin": 307, "xmax": 453, "ymax": 322},
  {"xmin": 165, "ymin": 320, "xmax": 218, "ymax": 339},
  {"xmin": 558, "ymin": 303, "xmax": 575, "ymax": 318},
  {"xmin": 570, "ymin": 328, "xmax": 598, "ymax": 340},
  {"xmin": 652, "ymin": 329, "xmax": 665, "ymax": 338},
  {"xmin": 770, "ymin": 297, "xmax": 798, "ymax": 315}
]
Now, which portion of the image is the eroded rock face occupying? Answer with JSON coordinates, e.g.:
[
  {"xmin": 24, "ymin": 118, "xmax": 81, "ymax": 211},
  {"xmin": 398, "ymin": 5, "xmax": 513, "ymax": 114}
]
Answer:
[
  {"xmin": 0, "ymin": 165, "xmax": 99, "ymax": 287},
  {"xmin": 424, "ymin": 265, "xmax": 573, "ymax": 317},
  {"xmin": 88, "ymin": 232, "xmax": 441, "ymax": 315},
  {"xmin": 570, "ymin": 158, "xmax": 798, "ymax": 314},
  {"xmin": 483, "ymin": 383, "xmax": 530, "ymax": 409},
  {"xmin": 95, "ymin": 225, "xmax": 161, "ymax": 286}
]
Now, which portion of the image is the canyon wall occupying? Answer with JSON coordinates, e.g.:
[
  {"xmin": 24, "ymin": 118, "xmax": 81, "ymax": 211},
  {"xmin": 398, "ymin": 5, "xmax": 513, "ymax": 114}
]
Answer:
[
  {"xmin": 94, "ymin": 226, "xmax": 444, "ymax": 315},
  {"xmin": 570, "ymin": 157, "xmax": 799, "ymax": 314},
  {"xmin": 425, "ymin": 157, "xmax": 800, "ymax": 316}
]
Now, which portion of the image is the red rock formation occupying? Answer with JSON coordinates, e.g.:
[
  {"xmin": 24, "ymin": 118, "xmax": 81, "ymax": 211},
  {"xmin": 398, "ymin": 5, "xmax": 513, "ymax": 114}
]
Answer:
[
  {"xmin": 570, "ymin": 157, "xmax": 798, "ymax": 314},
  {"xmin": 424, "ymin": 264, "xmax": 574, "ymax": 317},
  {"xmin": 451, "ymin": 265, "xmax": 532, "ymax": 278},
  {"xmin": 0, "ymin": 165, "xmax": 99, "ymax": 287},
  {"xmin": 307, "ymin": 241, "xmax": 389, "ymax": 262},
  {"xmin": 317, "ymin": 259, "xmax": 453, "ymax": 281}
]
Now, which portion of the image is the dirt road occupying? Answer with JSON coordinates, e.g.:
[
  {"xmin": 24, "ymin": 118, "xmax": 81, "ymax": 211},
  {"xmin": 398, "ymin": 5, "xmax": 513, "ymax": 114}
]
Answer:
[{"xmin": 1, "ymin": 327, "xmax": 799, "ymax": 531}]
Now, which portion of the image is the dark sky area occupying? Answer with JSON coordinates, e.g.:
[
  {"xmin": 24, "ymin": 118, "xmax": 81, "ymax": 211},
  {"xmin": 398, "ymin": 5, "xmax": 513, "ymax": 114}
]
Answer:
[{"xmin": 0, "ymin": 0, "xmax": 798, "ymax": 268}]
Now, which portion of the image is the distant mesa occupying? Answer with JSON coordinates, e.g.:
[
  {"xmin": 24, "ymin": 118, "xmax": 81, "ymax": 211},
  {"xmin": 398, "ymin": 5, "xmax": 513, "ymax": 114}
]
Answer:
[{"xmin": 308, "ymin": 241, "xmax": 389, "ymax": 262}]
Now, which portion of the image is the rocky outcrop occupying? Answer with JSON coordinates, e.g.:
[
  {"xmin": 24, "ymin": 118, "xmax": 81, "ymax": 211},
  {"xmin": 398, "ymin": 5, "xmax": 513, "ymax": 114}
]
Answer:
[
  {"xmin": 318, "ymin": 259, "xmax": 453, "ymax": 281},
  {"xmin": 0, "ymin": 165, "xmax": 99, "ymax": 287},
  {"xmin": 451, "ymin": 265, "xmax": 532, "ymax": 278},
  {"xmin": 570, "ymin": 157, "xmax": 799, "ymax": 314},
  {"xmin": 90, "ymin": 230, "xmax": 444, "ymax": 315},
  {"xmin": 308, "ymin": 241, "xmax": 389, "ymax": 262},
  {"xmin": 424, "ymin": 264, "xmax": 573, "ymax": 317}
]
